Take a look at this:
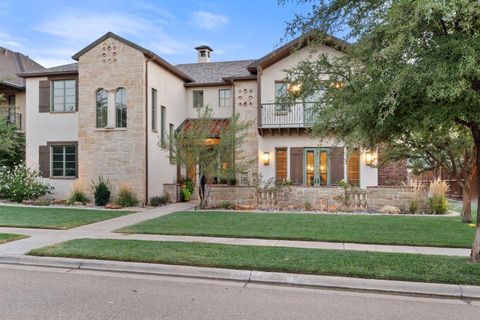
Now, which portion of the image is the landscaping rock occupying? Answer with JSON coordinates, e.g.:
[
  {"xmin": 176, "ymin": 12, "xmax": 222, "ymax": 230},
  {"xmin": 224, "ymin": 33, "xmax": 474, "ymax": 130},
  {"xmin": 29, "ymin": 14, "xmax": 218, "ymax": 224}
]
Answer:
[
  {"xmin": 378, "ymin": 205, "xmax": 401, "ymax": 214},
  {"xmin": 22, "ymin": 200, "xmax": 35, "ymax": 205},
  {"xmin": 234, "ymin": 204, "xmax": 255, "ymax": 211},
  {"xmin": 51, "ymin": 199, "xmax": 67, "ymax": 205},
  {"xmin": 73, "ymin": 201, "xmax": 84, "ymax": 206},
  {"xmin": 105, "ymin": 203, "xmax": 122, "ymax": 210}
]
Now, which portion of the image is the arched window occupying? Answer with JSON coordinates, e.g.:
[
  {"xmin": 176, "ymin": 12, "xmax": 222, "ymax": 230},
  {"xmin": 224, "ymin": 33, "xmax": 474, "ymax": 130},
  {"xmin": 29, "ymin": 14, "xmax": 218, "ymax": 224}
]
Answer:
[
  {"xmin": 115, "ymin": 88, "xmax": 127, "ymax": 128},
  {"xmin": 96, "ymin": 89, "xmax": 108, "ymax": 128}
]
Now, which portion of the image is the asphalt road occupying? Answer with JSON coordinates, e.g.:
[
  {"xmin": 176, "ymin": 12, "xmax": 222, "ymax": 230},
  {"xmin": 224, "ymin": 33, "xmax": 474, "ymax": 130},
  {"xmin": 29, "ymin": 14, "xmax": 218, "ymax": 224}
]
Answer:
[{"xmin": 0, "ymin": 264, "xmax": 479, "ymax": 320}]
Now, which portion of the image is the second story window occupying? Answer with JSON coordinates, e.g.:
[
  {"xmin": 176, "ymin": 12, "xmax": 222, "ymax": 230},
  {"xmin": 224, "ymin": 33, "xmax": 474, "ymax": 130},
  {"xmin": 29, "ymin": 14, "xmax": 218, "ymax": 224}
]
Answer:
[
  {"xmin": 115, "ymin": 88, "xmax": 127, "ymax": 128},
  {"xmin": 193, "ymin": 90, "xmax": 204, "ymax": 109},
  {"xmin": 96, "ymin": 89, "xmax": 108, "ymax": 128},
  {"xmin": 218, "ymin": 89, "xmax": 231, "ymax": 107},
  {"xmin": 160, "ymin": 106, "xmax": 166, "ymax": 147},
  {"xmin": 152, "ymin": 89, "xmax": 157, "ymax": 131},
  {"xmin": 52, "ymin": 80, "xmax": 76, "ymax": 112}
]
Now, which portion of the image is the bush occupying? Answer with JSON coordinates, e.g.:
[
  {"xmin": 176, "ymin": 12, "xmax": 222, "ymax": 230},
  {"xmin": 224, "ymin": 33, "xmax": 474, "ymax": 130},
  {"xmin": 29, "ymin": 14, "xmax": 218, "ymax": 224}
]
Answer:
[
  {"xmin": 116, "ymin": 182, "xmax": 139, "ymax": 207},
  {"xmin": 91, "ymin": 176, "xmax": 111, "ymax": 206},
  {"xmin": 150, "ymin": 195, "xmax": 167, "ymax": 207},
  {"xmin": 180, "ymin": 177, "xmax": 194, "ymax": 202},
  {"xmin": 67, "ymin": 180, "xmax": 89, "ymax": 205},
  {"xmin": 428, "ymin": 178, "xmax": 449, "ymax": 214},
  {"xmin": 218, "ymin": 201, "xmax": 234, "ymax": 209},
  {"xmin": 409, "ymin": 200, "xmax": 419, "ymax": 214},
  {"xmin": 0, "ymin": 164, "xmax": 53, "ymax": 202}
]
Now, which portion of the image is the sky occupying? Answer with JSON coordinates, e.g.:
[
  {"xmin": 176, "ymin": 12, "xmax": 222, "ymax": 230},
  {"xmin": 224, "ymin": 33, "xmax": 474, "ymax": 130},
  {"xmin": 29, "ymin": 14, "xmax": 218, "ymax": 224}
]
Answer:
[{"xmin": 0, "ymin": 0, "xmax": 313, "ymax": 68}]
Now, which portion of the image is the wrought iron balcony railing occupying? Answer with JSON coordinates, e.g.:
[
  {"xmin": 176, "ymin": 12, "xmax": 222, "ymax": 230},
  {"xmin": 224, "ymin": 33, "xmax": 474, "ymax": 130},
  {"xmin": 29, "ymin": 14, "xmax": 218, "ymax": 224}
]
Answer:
[
  {"xmin": 260, "ymin": 102, "xmax": 316, "ymax": 128},
  {"xmin": 0, "ymin": 105, "xmax": 22, "ymax": 130}
]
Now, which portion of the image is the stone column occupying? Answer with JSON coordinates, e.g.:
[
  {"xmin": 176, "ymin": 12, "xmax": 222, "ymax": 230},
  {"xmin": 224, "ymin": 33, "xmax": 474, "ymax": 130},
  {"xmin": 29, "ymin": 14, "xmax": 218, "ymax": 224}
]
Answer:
[{"xmin": 106, "ymin": 89, "xmax": 116, "ymax": 128}]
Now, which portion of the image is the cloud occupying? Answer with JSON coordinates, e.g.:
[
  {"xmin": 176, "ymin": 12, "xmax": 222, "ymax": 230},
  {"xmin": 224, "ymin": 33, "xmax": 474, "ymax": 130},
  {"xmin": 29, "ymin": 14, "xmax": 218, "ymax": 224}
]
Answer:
[
  {"xmin": 34, "ymin": 57, "xmax": 74, "ymax": 68},
  {"xmin": 0, "ymin": 32, "xmax": 23, "ymax": 49},
  {"xmin": 189, "ymin": 11, "xmax": 229, "ymax": 31}
]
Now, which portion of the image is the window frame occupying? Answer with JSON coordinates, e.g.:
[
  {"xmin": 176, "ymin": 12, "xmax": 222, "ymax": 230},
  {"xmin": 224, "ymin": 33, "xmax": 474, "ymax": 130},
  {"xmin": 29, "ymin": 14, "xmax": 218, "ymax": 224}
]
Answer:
[
  {"xmin": 160, "ymin": 106, "xmax": 166, "ymax": 148},
  {"xmin": 51, "ymin": 79, "xmax": 77, "ymax": 113},
  {"xmin": 169, "ymin": 123, "xmax": 174, "ymax": 164},
  {"xmin": 95, "ymin": 88, "xmax": 108, "ymax": 128},
  {"xmin": 193, "ymin": 90, "xmax": 204, "ymax": 109},
  {"xmin": 218, "ymin": 89, "xmax": 231, "ymax": 108},
  {"xmin": 151, "ymin": 88, "xmax": 158, "ymax": 132},
  {"xmin": 115, "ymin": 88, "xmax": 127, "ymax": 128},
  {"xmin": 48, "ymin": 142, "xmax": 78, "ymax": 179}
]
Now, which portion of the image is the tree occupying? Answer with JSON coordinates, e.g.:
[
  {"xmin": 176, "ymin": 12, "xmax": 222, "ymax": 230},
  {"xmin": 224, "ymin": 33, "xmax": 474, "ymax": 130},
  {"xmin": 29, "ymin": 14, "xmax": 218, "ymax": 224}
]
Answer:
[
  {"xmin": 0, "ymin": 117, "xmax": 25, "ymax": 168},
  {"xmin": 170, "ymin": 106, "xmax": 253, "ymax": 208},
  {"xmin": 280, "ymin": 0, "xmax": 480, "ymax": 261},
  {"xmin": 384, "ymin": 125, "xmax": 476, "ymax": 223}
]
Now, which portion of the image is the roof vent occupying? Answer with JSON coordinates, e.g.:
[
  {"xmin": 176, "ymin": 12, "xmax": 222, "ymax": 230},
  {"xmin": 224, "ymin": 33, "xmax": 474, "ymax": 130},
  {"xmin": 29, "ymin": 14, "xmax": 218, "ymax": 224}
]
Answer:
[{"xmin": 195, "ymin": 45, "xmax": 213, "ymax": 63}]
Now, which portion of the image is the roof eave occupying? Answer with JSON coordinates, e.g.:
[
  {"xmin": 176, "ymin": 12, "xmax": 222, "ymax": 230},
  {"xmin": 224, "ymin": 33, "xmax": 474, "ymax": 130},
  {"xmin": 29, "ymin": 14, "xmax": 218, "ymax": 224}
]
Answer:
[
  {"xmin": 0, "ymin": 81, "xmax": 25, "ymax": 90},
  {"xmin": 17, "ymin": 70, "xmax": 78, "ymax": 78},
  {"xmin": 184, "ymin": 81, "xmax": 230, "ymax": 88}
]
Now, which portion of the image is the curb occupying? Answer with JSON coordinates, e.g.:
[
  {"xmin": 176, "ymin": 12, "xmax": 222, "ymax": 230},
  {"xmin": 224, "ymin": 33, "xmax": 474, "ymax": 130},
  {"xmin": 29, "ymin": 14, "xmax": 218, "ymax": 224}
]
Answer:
[{"xmin": 0, "ymin": 255, "xmax": 479, "ymax": 300}]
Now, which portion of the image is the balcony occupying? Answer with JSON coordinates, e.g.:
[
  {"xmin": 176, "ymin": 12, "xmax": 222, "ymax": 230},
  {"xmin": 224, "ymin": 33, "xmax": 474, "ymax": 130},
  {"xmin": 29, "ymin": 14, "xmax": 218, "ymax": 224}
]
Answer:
[
  {"xmin": 0, "ymin": 105, "xmax": 22, "ymax": 130},
  {"xmin": 259, "ymin": 102, "xmax": 315, "ymax": 135}
]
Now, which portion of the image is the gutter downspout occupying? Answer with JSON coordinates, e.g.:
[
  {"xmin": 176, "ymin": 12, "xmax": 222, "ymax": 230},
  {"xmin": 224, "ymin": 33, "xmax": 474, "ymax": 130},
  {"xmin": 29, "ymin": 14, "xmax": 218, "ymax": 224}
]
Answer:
[{"xmin": 145, "ymin": 56, "xmax": 154, "ymax": 205}]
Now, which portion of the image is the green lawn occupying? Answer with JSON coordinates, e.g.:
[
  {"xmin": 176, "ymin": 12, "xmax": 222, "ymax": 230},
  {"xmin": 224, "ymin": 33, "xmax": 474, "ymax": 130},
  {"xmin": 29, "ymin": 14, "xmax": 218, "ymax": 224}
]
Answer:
[
  {"xmin": 0, "ymin": 233, "xmax": 28, "ymax": 244},
  {"xmin": 117, "ymin": 211, "xmax": 477, "ymax": 248},
  {"xmin": 29, "ymin": 238, "xmax": 480, "ymax": 285},
  {"xmin": 0, "ymin": 206, "xmax": 133, "ymax": 230}
]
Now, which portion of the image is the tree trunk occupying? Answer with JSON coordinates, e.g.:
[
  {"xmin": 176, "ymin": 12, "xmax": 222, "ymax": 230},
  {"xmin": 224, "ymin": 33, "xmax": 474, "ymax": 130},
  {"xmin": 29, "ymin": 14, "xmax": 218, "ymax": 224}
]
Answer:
[
  {"xmin": 470, "ymin": 128, "xmax": 480, "ymax": 262},
  {"xmin": 462, "ymin": 185, "xmax": 472, "ymax": 223}
]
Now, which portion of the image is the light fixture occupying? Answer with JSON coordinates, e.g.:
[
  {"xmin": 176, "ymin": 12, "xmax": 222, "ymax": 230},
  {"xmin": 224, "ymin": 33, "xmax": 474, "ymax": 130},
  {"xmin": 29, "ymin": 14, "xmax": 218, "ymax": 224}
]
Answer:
[
  {"xmin": 263, "ymin": 152, "xmax": 270, "ymax": 165},
  {"xmin": 365, "ymin": 152, "xmax": 375, "ymax": 166},
  {"xmin": 287, "ymin": 83, "xmax": 302, "ymax": 96}
]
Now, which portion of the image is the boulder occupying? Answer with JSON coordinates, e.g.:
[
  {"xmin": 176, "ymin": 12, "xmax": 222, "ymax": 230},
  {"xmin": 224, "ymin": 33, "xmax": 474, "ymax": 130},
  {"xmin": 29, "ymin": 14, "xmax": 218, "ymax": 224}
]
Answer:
[
  {"xmin": 51, "ymin": 199, "xmax": 67, "ymax": 205},
  {"xmin": 73, "ymin": 201, "xmax": 84, "ymax": 206},
  {"xmin": 105, "ymin": 203, "xmax": 122, "ymax": 210},
  {"xmin": 378, "ymin": 205, "xmax": 401, "ymax": 214},
  {"xmin": 22, "ymin": 200, "xmax": 35, "ymax": 205},
  {"xmin": 234, "ymin": 204, "xmax": 255, "ymax": 211}
]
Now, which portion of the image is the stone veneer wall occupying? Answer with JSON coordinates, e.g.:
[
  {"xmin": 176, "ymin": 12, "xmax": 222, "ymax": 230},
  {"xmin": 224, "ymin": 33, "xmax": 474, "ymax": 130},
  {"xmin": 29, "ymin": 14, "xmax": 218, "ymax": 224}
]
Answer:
[
  {"xmin": 202, "ymin": 185, "xmax": 428, "ymax": 212},
  {"xmin": 78, "ymin": 38, "xmax": 146, "ymax": 200},
  {"xmin": 233, "ymin": 80, "xmax": 258, "ymax": 184}
]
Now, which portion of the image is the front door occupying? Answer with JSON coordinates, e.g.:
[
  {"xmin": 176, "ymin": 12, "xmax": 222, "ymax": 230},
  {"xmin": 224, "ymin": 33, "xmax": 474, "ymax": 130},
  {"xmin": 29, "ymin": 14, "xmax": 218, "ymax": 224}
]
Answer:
[{"xmin": 304, "ymin": 148, "xmax": 330, "ymax": 187}]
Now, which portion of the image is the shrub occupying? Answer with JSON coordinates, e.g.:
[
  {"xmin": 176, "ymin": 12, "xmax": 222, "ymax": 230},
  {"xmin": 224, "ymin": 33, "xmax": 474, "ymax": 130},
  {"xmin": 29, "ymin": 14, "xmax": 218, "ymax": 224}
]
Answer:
[
  {"xmin": 67, "ymin": 180, "xmax": 89, "ymax": 205},
  {"xmin": 91, "ymin": 176, "xmax": 111, "ymax": 206},
  {"xmin": 150, "ymin": 195, "xmax": 167, "ymax": 207},
  {"xmin": 409, "ymin": 200, "xmax": 419, "ymax": 214},
  {"xmin": 180, "ymin": 177, "xmax": 194, "ymax": 202},
  {"xmin": 218, "ymin": 201, "xmax": 234, "ymax": 209},
  {"xmin": 116, "ymin": 182, "xmax": 139, "ymax": 207},
  {"xmin": 0, "ymin": 164, "xmax": 53, "ymax": 202},
  {"xmin": 428, "ymin": 178, "xmax": 449, "ymax": 214}
]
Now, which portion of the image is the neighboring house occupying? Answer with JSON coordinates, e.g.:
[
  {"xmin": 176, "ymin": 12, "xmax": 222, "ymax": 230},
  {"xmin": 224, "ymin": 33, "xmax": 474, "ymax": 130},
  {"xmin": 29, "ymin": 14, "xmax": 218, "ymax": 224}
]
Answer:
[
  {"xmin": 0, "ymin": 47, "xmax": 45, "ymax": 130},
  {"xmin": 18, "ymin": 32, "xmax": 407, "ymax": 202}
]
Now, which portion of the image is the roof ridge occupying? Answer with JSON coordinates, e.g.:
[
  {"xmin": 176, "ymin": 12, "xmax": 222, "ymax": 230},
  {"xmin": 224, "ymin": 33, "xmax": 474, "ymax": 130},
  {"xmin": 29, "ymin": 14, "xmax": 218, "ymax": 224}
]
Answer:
[
  {"xmin": 175, "ymin": 59, "xmax": 256, "ymax": 66},
  {"xmin": 12, "ymin": 52, "xmax": 25, "ymax": 73}
]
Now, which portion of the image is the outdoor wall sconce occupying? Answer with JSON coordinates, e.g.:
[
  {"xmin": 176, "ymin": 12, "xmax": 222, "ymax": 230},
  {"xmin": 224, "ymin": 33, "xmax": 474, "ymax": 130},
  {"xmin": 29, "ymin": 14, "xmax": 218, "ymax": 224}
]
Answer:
[
  {"xmin": 365, "ymin": 152, "xmax": 376, "ymax": 166},
  {"xmin": 263, "ymin": 152, "xmax": 270, "ymax": 165}
]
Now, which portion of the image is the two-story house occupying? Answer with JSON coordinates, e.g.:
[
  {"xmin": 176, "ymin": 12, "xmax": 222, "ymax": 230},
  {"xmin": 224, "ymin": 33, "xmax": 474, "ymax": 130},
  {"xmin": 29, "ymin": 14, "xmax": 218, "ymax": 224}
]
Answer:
[
  {"xmin": 0, "ymin": 46, "xmax": 45, "ymax": 131},
  {"xmin": 19, "ymin": 32, "xmax": 407, "ymax": 203}
]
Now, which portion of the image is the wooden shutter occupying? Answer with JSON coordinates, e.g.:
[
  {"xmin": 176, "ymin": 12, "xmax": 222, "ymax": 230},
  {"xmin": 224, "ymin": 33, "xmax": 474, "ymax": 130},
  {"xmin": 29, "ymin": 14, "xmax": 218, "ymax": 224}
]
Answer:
[
  {"xmin": 290, "ymin": 147, "xmax": 304, "ymax": 185},
  {"xmin": 38, "ymin": 146, "xmax": 50, "ymax": 178},
  {"xmin": 275, "ymin": 148, "xmax": 287, "ymax": 181},
  {"xmin": 330, "ymin": 147, "xmax": 345, "ymax": 185},
  {"xmin": 39, "ymin": 80, "xmax": 50, "ymax": 113}
]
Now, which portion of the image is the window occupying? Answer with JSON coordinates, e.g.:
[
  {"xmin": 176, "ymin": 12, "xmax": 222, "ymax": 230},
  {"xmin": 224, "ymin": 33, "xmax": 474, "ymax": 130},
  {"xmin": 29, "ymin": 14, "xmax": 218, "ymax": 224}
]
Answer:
[
  {"xmin": 8, "ymin": 95, "xmax": 15, "ymax": 106},
  {"xmin": 151, "ymin": 89, "xmax": 157, "ymax": 131},
  {"xmin": 169, "ymin": 123, "xmax": 174, "ymax": 164},
  {"xmin": 160, "ymin": 106, "xmax": 166, "ymax": 147},
  {"xmin": 274, "ymin": 82, "xmax": 288, "ymax": 115},
  {"xmin": 275, "ymin": 148, "xmax": 287, "ymax": 182},
  {"xmin": 115, "ymin": 88, "xmax": 127, "ymax": 128},
  {"xmin": 52, "ymin": 80, "xmax": 76, "ymax": 112},
  {"xmin": 51, "ymin": 145, "xmax": 76, "ymax": 178},
  {"xmin": 218, "ymin": 89, "xmax": 231, "ymax": 107},
  {"xmin": 347, "ymin": 151, "xmax": 360, "ymax": 187},
  {"xmin": 96, "ymin": 89, "xmax": 108, "ymax": 128},
  {"xmin": 193, "ymin": 90, "xmax": 204, "ymax": 108}
]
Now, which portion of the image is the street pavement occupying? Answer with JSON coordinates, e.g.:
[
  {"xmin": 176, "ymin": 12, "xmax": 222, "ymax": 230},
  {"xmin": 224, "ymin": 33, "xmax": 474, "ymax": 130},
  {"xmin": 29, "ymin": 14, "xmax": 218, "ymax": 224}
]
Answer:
[{"xmin": 0, "ymin": 264, "xmax": 479, "ymax": 320}]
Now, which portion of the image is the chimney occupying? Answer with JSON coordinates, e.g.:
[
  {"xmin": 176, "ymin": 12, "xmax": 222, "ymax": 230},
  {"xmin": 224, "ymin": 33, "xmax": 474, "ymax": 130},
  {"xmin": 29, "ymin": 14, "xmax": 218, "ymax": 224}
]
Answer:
[{"xmin": 195, "ymin": 45, "xmax": 213, "ymax": 63}]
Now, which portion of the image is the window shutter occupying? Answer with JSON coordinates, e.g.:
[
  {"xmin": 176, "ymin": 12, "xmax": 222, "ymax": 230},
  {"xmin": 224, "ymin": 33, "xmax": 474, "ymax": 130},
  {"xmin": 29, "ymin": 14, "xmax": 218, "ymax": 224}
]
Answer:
[
  {"xmin": 330, "ymin": 147, "xmax": 345, "ymax": 185},
  {"xmin": 39, "ymin": 80, "xmax": 50, "ymax": 113},
  {"xmin": 38, "ymin": 146, "xmax": 50, "ymax": 178},
  {"xmin": 289, "ymin": 147, "xmax": 304, "ymax": 185}
]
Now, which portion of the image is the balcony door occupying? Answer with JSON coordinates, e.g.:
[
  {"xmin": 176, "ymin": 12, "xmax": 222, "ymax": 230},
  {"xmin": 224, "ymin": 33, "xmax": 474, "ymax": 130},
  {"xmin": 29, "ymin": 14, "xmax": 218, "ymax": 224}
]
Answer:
[{"xmin": 304, "ymin": 148, "xmax": 330, "ymax": 187}]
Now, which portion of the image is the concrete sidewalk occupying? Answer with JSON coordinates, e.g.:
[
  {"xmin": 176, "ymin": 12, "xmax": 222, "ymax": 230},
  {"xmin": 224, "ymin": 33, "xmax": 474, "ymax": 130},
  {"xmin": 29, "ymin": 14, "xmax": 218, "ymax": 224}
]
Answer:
[{"xmin": 0, "ymin": 254, "xmax": 479, "ymax": 300}]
